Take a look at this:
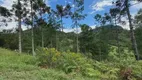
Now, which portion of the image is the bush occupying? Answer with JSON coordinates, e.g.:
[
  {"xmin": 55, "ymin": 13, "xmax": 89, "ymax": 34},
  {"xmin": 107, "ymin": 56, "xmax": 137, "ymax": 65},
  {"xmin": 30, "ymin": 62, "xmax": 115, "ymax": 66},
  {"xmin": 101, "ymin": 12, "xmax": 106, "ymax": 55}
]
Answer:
[
  {"xmin": 36, "ymin": 48, "xmax": 100, "ymax": 78},
  {"xmin": 36, "ymin": 48, "xmax": 61, "ymax": 68},
  {"xmin": 107, "ymin": 46, "xmax": 142, "ymax": 80},
  {"xmin": 36, "ymin": 47, "xmax": 142, "ymax": 80}
]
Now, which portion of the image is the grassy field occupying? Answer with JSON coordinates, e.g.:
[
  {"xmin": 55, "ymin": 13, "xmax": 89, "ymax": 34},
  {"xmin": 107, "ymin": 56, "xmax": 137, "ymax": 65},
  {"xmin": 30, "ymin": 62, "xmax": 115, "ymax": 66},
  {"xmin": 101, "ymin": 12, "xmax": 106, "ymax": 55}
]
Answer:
[{"xmin": 0, "ymin": 48, "xmax": 94, "ymax": 80}]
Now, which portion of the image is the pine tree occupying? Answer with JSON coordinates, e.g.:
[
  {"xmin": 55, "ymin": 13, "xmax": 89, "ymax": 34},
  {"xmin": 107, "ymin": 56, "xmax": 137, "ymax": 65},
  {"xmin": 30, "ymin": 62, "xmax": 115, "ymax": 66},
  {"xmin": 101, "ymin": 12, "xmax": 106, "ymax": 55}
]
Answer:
[
  {"xmin": 72, "ymin": 0, "xmax": 86, "ymax": 53},
  {"xmin": 113, "ymin": 0, "xmax": 142, "ymax": 60},
  {"xmin": 12, "ymin": 0, "xmax": 29, "ymax": 53}
]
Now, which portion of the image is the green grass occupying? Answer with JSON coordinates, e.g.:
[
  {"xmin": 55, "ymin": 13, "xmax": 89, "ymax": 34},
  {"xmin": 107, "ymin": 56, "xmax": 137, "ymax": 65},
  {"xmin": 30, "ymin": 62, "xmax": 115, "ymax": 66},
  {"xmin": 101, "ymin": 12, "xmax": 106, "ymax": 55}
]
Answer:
[{"xmin": 0, "ymin": 48, "xmax": 94, "ymax": 80}]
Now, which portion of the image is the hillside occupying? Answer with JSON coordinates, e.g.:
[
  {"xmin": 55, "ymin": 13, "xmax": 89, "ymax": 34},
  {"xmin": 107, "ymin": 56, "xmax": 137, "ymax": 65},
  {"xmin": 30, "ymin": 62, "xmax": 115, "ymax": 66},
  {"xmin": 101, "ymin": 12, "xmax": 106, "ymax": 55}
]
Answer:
[
  {"xmin": 0, "ymin": 48, "xmax": 94, "ymax": 80},
  {"xmin": 0, "ymin": 48, "xmax": 142, "ymax": 80}
]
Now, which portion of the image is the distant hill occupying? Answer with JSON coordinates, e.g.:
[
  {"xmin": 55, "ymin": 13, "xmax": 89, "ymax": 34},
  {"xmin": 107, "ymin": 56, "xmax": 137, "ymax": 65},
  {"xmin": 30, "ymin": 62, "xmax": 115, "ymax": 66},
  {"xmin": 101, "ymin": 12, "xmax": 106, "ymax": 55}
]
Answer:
[{"xmin": 92, "ymin": 25, "xmax": 131, "ymax": 47}]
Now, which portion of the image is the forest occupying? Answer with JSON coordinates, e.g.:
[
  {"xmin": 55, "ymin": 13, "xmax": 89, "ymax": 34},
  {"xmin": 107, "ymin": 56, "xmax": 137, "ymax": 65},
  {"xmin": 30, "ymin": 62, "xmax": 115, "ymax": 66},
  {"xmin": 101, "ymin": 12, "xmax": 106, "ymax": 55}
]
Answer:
[{"xmin": 0, "ymin": 0, "xmax": 142, "ymax": 80}]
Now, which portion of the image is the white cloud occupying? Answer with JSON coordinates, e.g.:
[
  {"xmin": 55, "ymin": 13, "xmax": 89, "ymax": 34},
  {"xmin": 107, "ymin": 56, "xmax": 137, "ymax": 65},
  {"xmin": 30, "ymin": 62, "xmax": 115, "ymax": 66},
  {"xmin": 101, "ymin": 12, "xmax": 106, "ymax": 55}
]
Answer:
[
  {"xmin": 72, "ymin": 4, "xmax": 75, "ymax": 8},
  {"xmin": 63, "ymin": 28, "xmax": 74, "ymax": 33},
  {"xmin": 0, "ymin": 21, "xmax": 28, "ymax": 31},
  {"xmin": 63, "ymin": 27, "xmax": 81, "ymax": 33},
  {"xmin": 0, "ymin": 0, "xmax": 16, "ymax": 9},
  {"xmin": 130, "ymin": 2, "xmax": 142, "ymax": 15},
  {"xmin": 45, "ymin": 0, "xmax": 50, "ymax": 6},
  {"xmin": 123, "ymin": 2, "xmax": 142, "ymax": 30},
  {"xmin": 90, "ymin": 25, "xmax": 96, "ymax": 29},
  {"xmin": 118, "ymin": 22, "xmax": 130, "ymax": 30},
  {"xmin": 64, "ymin": 25, "xmax": 96, "ymax": 33},
  {"xmin": 90, "ymin": 0, "xmax": 142, "ymax": 14},
  {"xmin": 90, "ymin": 0, "xmax": 113, "ymax": 13},
  {"xmin": 0, "ymin": 0, "xmax": 50, "ymax": 9},
  {"xmin": 90, "ymin": 0, "xmax": 142, "ymax": 30}
]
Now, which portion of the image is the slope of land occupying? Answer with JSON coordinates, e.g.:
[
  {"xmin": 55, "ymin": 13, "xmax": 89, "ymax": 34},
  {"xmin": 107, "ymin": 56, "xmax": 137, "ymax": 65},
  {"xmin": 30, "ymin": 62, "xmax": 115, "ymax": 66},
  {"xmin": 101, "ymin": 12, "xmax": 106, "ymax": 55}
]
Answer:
[{"xmin": 0, "ymin": 48, "xmax": 93, "ymax": 80}]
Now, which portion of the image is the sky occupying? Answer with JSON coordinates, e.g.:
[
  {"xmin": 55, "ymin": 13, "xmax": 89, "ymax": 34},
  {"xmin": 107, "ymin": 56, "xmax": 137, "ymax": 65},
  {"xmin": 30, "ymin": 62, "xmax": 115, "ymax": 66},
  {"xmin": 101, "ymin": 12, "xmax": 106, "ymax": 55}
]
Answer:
[{"xmin": 0, "ymin": 0, "xmax": 142, "ymax": 32}]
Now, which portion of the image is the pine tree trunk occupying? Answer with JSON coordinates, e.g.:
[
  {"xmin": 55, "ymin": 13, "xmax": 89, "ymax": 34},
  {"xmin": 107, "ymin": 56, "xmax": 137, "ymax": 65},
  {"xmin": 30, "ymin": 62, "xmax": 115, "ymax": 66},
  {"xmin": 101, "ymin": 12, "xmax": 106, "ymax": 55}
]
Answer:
[
  {"xmin": 56, "ymin": 31, "xmax": 58, "ymax": 50},
  {"xmin": 18, "ymin": 0, "xmax": 22, "ymax": 53},
  {"xmin": 31, "ymin": 0, "xmax": 35, "ymax": 56},
  {"xmin": 73, "ymin": 0, "xmax": 79, "ymax": 53},
  {"xmin": 61, "ymin": 16, "xmax": 63, "ymax": 32},
  {"xmin": 39, "ymin": 6, "xmax": 44, "ymax": 48},
  {"xmin": 76, "ymin": 21, "xmax": 79, "ymax": 53},
  {"xmin": 51, "ymin": 39, "xmax": 53, "ymax": 48},
  {"xmin": 115, "ymin": 17, "xmax": 120, "ymax": 59},
  {"xmin": 18, "ymin": 16, "xmax": 22, "ymax": 53},
  {"xmin": 126, "ymin": 0, "xmax": 139, "ymax": 60},
  {"xmin": 31, "ymin": 23, "xmax": 35, "ymax": 56},
  {"xmin": 99, "ymin": 47, "xmax": 101, "ymax": 61},
  {"xmin": 41, "ymin": 27, "xmax": 44, "ymax": 47}
]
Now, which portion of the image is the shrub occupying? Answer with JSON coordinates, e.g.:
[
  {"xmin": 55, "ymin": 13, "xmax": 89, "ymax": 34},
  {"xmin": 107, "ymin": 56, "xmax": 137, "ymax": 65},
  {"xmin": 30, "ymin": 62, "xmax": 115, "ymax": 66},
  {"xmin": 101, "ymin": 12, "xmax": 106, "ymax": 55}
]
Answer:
[
  {"xmin": 36, "ymin": 48, "xmax": 61, "ymax": 68},
  {"xmin": 36, "ymin": 48, "xmax": 101, "ymax": 78},
  {"xmin": 35, "ymin": 47, "xmax": 142, "ymax": 80},
  {"xmin": 59, "ymin": 52, "xmax": 96, "ymax": 75}
]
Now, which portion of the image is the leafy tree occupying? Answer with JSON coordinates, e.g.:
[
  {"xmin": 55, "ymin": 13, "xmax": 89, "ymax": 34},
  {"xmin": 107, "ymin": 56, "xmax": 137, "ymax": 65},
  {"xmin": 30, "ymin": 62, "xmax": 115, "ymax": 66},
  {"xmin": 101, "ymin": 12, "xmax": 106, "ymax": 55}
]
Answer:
[
  {"xmin": 0, "ymin": 6, "xmax": 12, "ymax": 27},
  {"xmin": 110, "ymin": 8, "xmax": 121, "ymax": 57},
  {"xmin": 23, "ymin": 0, "xmax": 48, "ymax": 55},
  {"xmin": 0, "ymin": 6, "xmax": 12, "ymax": 42},
  {"xmin": 12, "ymin": 0, "xmax": 29, "ymax": 53},
  {"xmin": 135, "ymin": 9, "xmax": 142, "ymax": 59},
  {"xmin": 48, "ymin": 11, "xmax": 61, "ymax": 50},
  {"xmin": 94, "ymin": 13, "xmax": 112, "ymax": 60},
  {"xmin": 54, "ymin": 4, "xmax": 72, "ymax": 51},
  {"xmin": 113, "ymin": 0, "xmax": 142, "ymax": 60},
  {"xmin": 104, "ymin": 13, "xmax": 112, "ymax": 24},
  {"xmin": 135, "ymin": 9, "xmax": 142, "ymax": 25},
  {"xmin": 0, "ymin": 29, "xmax": 18, "ymax": 50},
  {"xmin": 33, "ymin": 0, "xmax": 51, "ymax": 48},
  {"xmin": 0, "ymin": 6, "xmax": 12, "ymax": 17},
  {"xmin": 79, "ymin": 24, "xmax": 93, "ymax": 53},
  {"xmin": 109, "ymin": 8, "xmax": 120, "ymax": 25},
  {"xmin": 56, "ymin": 4, "xmax": 72, "ymax": 32},
  {"xmin": 94, "ymin": 14, "xmax": 106, "ymax": 26},
  {"xmin": 72, "ymin": 0, "xmax": 86, "ymax": 53},
  {"xmin": 94, "ymin": 13, "xmax": 112, "ymax": 26},
  {"xmin": 30, "ymin": 0, "xmax": 37, "ymax": 56}
]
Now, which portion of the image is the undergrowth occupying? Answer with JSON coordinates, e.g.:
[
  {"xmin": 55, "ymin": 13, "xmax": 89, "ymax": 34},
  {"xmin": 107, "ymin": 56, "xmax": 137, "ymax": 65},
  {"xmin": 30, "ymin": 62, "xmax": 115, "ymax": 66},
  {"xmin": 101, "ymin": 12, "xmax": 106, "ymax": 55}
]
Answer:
[{"xmin": 0, "ymin": 47, "xmax": 142, "ymax": 80}]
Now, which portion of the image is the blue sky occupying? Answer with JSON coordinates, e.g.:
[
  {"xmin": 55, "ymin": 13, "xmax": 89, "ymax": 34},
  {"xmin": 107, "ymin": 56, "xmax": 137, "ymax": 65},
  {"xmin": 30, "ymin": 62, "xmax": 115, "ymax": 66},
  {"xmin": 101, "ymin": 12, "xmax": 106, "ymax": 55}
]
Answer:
[
  {"xmin": 46, "ymin": 0, "xmax": 142, "ymax": 31},
  {"xmin": 47, "ymin": 0, "xmax": 112, "ymax": 29},
  {"xmin": 0, "ymin": 0, "xmax": 142, "ymax": 32}
]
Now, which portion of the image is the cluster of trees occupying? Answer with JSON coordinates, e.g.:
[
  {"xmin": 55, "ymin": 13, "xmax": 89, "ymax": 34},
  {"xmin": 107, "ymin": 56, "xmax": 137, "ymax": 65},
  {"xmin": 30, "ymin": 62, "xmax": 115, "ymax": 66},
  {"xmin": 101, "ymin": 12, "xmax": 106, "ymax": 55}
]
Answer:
[{"xmin": 0, "ymin": 0, "xmax": 142, "ymax": 60}]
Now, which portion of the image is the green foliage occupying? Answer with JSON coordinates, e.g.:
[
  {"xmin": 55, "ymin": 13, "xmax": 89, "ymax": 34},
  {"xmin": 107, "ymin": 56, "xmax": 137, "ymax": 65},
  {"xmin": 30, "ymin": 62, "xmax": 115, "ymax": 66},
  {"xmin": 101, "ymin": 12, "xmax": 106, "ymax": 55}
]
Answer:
[
  {"xmin": 36, "ymin": 47, "xmax": 141, "ymax": 79},
  {"xmin": 36, "ymin": 48, "xmax": 61, "ymax": 68},
  {"xmin": 108, "ymin": 46, "xmax": 135, "ymax": 63},
  {"xmin": 107, "ymin": 46, "xmax": 142, "ymax": 79},
  {"xmin": 79, "ymin": 24, "xmax": 94, "ymax": 53},
  {"xmin": 60, "ymin": 52, "xmax": 94, "ymax": 75},
  {"xmin": 58, "ymin": 38, "xmax": 75, "ymax": 52},
  {"xmin": 0, "ymin": 47, "xmax": 142, "ymax": 80},
  {"xmin": 0, "ymin": 33, "xmax": 18, "ymax": 49},
  {"xmin": 36, "ymin": 48, "xmax": 102, "ymax": 78},
  {"xmin": 0, "ymin": 6, "xmax": 12, "ymax": 17},
  {"xmin": 0, "ymin": 48, "xmax": 96, "ymax": 80},
  {"xmin": 135, "ymin": 9, "xmax": 142, "ymax": 58},
  {"xmin": 0, "ymin": 48, "xmax": 37, "ymax": 72},
  {"xmin": 1, "ymin": 0, "xmax": 142, "ymax": 79},
  {"xmin": 131, "ymin": 61, "xmax": 142, "ymax": 79},
  {"xmin": 93, "ymin": 61, "xmax": 120, "ymax": 80}
]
